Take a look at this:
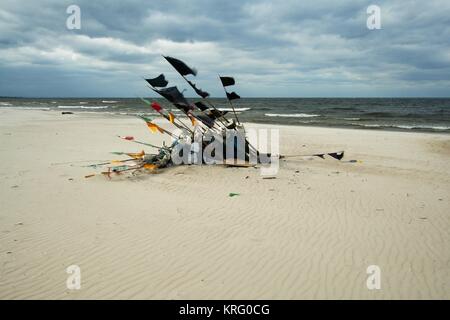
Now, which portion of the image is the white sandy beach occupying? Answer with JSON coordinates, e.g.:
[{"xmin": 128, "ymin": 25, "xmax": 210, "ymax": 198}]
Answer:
[{"xmin": 0, "ymin": 108, "xmax": 449, "ymax": 299}]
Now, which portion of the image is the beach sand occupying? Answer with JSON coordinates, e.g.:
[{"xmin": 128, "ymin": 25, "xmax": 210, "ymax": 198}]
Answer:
[{"xmin": 0, "ymin": 108, "xmax": 449, "ymax": 299}]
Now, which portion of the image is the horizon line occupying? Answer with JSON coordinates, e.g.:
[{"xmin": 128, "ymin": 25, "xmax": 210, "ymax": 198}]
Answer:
[{"xmin": 2, "ymin": 96, "xmax": 450, "ymax": 99}]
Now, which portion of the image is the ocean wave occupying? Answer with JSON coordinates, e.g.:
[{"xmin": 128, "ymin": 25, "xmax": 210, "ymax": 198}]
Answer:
[
  {"xmin": 27, "ymin": 107, "xmax": 51, "ymax": 111},
  {"xmin": 396, "ymin": 125, "xmax": 450, "ymax": 130},
  {"xmin": 2, "ymin": 106, "xmax": 50, "ymax": 111},
  {"xmin": 350, "ymin": 123, "xmax": 450, "ymax": 130},
  {"xmin": 79, "ymin": 111, "xmax": 117, "ymax": 115},
  {"xmin": 218, "ymin": 107, "xmax": 251, "ymax": 112},
  {"xmin": 265, "ymin": 113, "xmax": 319, "ymax": 118},
  {"xmin": 330, "ymin": 107, "xmax": 358, "ymax": 111},
  {"xmin": 343, "ymin": 117, "xmax": 361, "ymax": 121},
  {"xmin": 0, "ymin": 102, "xmax": 12, "ymax": 106},
  {"xmin": 102, "ymin": 100, "xmax": 118, "ymax": 103},
  {"xmin": 58, "ymin": 105, "xmax": 109, "ymax": 109},
  {"xmin": 364, "ymin": 111, "xmax": 395, "ymax": 117}
]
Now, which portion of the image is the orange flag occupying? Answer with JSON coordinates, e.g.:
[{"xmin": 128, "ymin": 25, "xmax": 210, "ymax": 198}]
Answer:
[
  {"xmin": 188, "ymin": 114, "xmax": 197, "ymax": 126},
  {"xmin": 146, "ymin": 121, "xmax": 164, "ymax": 134},
  {"xmin": 143, "ymin": 164, "xmax": 157, "ymax": 170},
  {"xmin": 168, "ymin": 112, "xmax": 175, "ymax": 124},
  {"xmin": 127, "ymin": 150, "xmax": 145, "ymax": 159}
]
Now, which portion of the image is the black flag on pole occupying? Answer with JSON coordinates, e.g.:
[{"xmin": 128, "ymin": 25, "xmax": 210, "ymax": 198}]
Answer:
[
  {"xmin": 152, "ymin": 86, "xmax": 190, "ymax": 108},
  {"xmin": 219, "ymin": 75, "xmax": 241, "ymax": 124},
  {"xmin": 328, "ymin": 151, "xmax": 345, "ymax": 160},
  {"xmin": 220, "ymin": 76, "xmax": 235, "ymax": 87},
  {"xmin": 220, "ymin": 75, "xmax": 240, "ymax": 100},
  {"xmin": 226, "ymin": 120, "xmax": 237, "ymax": 129},
  {"xmin": 173, "ymin": 103, "xmax": 194, "ymax": 114},
  {"xmin": 163, "ymin": 56, "xmax": 197, "ymax": 76},
  {"xmin": 194, "ymin": 101, "xmax": 209, "ymax": 112},
  {"xmin": 196, "ymin": 114, "xmax": 215, "ymax": 128},
  {"xmin": 313, "ymin": 151, "xmax": 344, "ymax": 160},
  {"xmin": 145, "ymin": 74, "xmax": 168, "ymax": 88},
  {"xmin": 226, "ymin": 91, "xmax": 241, "ymax": 100},
  {"xmin": 163, "ymin": 56, "xmax": 212, "ymax": 100},
  {"xmin": 187, "ymin": 80, "xmax": 210, "ymax": 98},
  {"xmin": 208, "ymin": 109, "xmax": 228, "ymax": 119}
]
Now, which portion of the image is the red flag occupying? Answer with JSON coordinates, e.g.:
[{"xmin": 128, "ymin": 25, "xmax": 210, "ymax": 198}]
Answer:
[
  {"xmin": 151, "ymin": 102, "xmax": 162, "ymax": 112},
  {"xmin": 118, "ymin": 135, "xmax": 134, "ymax": 141}
]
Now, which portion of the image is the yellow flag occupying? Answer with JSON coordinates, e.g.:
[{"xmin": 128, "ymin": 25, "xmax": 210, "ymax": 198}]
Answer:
[
  {"xmin": 147, "ymin": 122, "xmax": 164, "ymax": 134},
  {"xmin": 168, "ymin": 112, "xmax": 175, "ymax": 124},
  {"xmin": 127, "ymin": 150, "xmax": 145, "ymax": 159},
  {"xmin": 188, "ymin": 114, "xmax": 197, "ymax": 126}
]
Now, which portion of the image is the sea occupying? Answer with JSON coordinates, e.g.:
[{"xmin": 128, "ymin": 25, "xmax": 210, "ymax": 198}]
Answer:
[{"xmin": 1, "ymin": 97, "xmax": 450, "ymax": 133}]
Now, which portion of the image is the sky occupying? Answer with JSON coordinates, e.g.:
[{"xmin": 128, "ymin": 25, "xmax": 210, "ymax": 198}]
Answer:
[{"xmin": 0, "ymin": 0, "xmax": 449, "ymax": 98}]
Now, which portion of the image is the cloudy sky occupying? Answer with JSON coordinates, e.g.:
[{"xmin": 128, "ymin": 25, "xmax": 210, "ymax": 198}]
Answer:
[{"xmin": 1, "ymin": 0, "xmax": 449, "ymax": 97}]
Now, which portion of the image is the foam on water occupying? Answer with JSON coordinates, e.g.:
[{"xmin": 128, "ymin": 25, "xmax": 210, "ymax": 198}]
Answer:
[
  {"xmin": 218, "ymin": 107, "xmax": 251, "ymax": 112},
  {"xmin": 265, "ymin": 113, "xmax": 320, "ymax": 118},
  {"xmin": 57, "ymin": 105, "xmax": 109, "ymax": 109}
]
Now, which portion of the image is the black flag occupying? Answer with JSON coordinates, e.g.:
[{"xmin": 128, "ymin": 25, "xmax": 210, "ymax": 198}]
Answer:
[
  {"xmin": 187, "ymin": 80, "xmax": 210, "ymax": 98},
  {"xmin": 328, "ymin": 152, "xmax": 344, "ymax": 160},
  {"xmin": 226, "ymin": 91, "xmax": 240, "ymax": 100},
  {"xmin": 313, "ymin": 152, "xmax": 344, "ymax": 160},
  {"xmin": 196, "ymin": 114, "xmax": 215, "ymax": 128},
  {"xmin": 226, "ymin": 121, "xmax": 237, "ymax": 129},
  {"xmin": 208, "ymin": 109, "xmax": 228, "ymax": 119},
  {"xmin": 194, "ymin": 101, "xmax": 209, "ymax": 111},
  {"xmin": 164, "ymin": 56, "xmax": 197, "ymax": 76},
  {"xmin": 219, "ymin": 75, "xmax": 241, "ymax": 124},
  {"xmin": 153, "ymin": 86, "xmax": 190, "ymax": 107},
  {"xmin": 145, "ymin": 74, "xmax": 168, "ymax": 88},
  {"xmin": 220, "ymin": 76, "xmax": 235, "ymax": 87},
  {"xmin": 173, "ymin": 103, "xmax": 194, "ymax": 114}
]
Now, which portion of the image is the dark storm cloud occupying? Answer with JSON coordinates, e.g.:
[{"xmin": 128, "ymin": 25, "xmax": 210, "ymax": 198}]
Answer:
[{"xmin": 0, "ymin": 0, "xmax": 449, "ymax": 97}]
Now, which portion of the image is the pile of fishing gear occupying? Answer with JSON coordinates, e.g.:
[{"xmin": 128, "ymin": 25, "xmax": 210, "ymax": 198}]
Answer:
[{"xmin": 85, "ymin": 56, "xmax": 344, "ymax": 179}]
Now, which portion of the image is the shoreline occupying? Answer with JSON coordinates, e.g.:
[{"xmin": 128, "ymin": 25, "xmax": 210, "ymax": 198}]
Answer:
[{"xmin": 1, "ymin": 107, "xmax": 449, "ymax": 135}]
